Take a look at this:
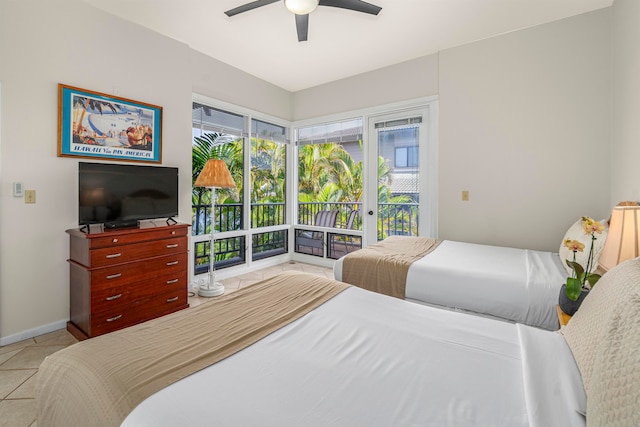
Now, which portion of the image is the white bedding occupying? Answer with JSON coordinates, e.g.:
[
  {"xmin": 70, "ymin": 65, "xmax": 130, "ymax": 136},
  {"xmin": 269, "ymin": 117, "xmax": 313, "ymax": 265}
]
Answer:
[
  {"xmin": 123, "ymin": 286, "xmax": 584, "ymax": 426},
  {"xmin": 334, "ymin": 240, "xmax": 566, "ymax": 330}
]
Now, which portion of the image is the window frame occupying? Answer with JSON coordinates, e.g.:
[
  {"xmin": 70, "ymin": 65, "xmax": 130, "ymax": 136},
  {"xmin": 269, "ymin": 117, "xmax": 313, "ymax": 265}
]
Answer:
[{"xmin": 191, "ymin": 94, "xmax": 293, "ymax": 280}]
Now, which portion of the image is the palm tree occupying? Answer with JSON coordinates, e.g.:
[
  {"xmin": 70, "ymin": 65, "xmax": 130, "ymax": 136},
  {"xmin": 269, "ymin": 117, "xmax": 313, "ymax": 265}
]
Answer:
[
  {"xmin": 192, "ymin": 132, "xmax": 243, "ymax": 234},
  {"xmin": 250, "ymin": 137, "xmax": 286, "ymax": 203},
  {"xmin": 250, "ymin": 137, "xmax": 287, "ymax": 227},
  {"xmin": 192, "ymin": 133, "xmax": 243, "ymax": 203},
  {"xmin": 71, "ymin": 96, "xmax": 118, "ymax": 142},
  {"xmin": 298, "ymin": 142, "xmax": 355, "ymax": 199}
]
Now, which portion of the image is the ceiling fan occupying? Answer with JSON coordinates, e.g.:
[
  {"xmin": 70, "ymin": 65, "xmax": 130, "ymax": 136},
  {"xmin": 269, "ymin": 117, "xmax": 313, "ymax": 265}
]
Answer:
[{"xmin": 224, "ymin": 0, "xmax": 382, "ymax": 42}]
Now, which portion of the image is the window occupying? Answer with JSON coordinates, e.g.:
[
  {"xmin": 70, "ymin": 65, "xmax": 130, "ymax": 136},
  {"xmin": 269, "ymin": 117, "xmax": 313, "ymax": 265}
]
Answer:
[
  {"xmin": 294, "ymin": 118, "xmax": 363, "ymax": 258},
  {"xmin": 251, "ymin": 118, "xmax": 288, "ymax": 229},
  {"xmin": 394, "ymin": 146, "xmax": 419, "ymax": 168},
  {"xmin": 192, "ymin": 99, "xmax": 290, "ymax": 275}
]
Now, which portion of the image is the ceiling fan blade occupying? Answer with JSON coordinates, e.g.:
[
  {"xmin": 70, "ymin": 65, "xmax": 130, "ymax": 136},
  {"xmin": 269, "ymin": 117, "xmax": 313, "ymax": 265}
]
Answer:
[
  {"xmin": 225, "ymin": 0, "xmax": 279, "ymax": 17},
  {"xmin": 295, "ymin": 14, "xmax": 309, "ymax": 42},
  {"xmin": 319, "ymin": 0, "xmax": 381, "ymax": 15}
]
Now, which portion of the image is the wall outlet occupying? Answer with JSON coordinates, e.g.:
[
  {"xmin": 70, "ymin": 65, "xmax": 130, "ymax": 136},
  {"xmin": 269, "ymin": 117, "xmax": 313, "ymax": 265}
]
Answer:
[
  {"xmin": 25, "ymin": 190, "xmax": 36, "ymax": 204},
  {"xmin": 462, "ymin": 190, "xmax": 469, "ymax": 201}
]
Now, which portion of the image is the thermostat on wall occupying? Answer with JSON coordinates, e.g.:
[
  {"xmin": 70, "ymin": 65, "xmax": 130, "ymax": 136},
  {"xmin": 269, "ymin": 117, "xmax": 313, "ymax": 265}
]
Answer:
[{"xmin": 13, "ymin": 182, "xmax": 23, "ymax": 197}]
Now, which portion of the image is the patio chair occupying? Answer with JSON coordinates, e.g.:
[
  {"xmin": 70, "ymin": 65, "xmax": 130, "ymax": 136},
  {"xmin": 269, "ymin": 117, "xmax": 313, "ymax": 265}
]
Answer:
[
  {"xmin": 345, "ymin": 209, "xmax": 359, "ymax": 230},
  {"xmin": 332, "ymin": 210, "xmax": 359, "ymax": 256},
  {"xmin": 296, "ymin": 210, "xmax": 338, "ymax": 256},
  {"xmin": 314, "ymin": 210, "xmax": 338, "ymax": 228}
]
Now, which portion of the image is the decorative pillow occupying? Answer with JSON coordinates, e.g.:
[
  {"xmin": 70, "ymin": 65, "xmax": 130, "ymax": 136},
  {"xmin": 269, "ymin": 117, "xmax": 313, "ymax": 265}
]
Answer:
[
  {"xmin": 560, "ymin": 257, "xmax": 640, "ymax": 393},
  {"xmin": 586, "ymin": 293, "xmax": 640, "ymax": 426},
  {"xmin": 558, "ymin": 218, "xmax": 608, "ymax": 276}
]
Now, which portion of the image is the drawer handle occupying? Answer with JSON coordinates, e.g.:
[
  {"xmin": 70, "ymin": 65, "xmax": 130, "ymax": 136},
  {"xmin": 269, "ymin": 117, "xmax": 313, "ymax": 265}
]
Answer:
[
  {"xmin": 106, "ymin": 273, "xmax": 122, "ymax": 280},
  {"xmin": 166, "ymin": 261, "xmax": 179, "ymax": 266},
  {"xmin": 105, "ymin": 293, "xmax": 122, "ymax": 301},
  {"xmin": 106, "ymin": 314, "xmax": 122, "ymax": 322},
  {"xmin": 112, "ymin": 238, "xmax": 118, "ymax": 243},
  {"xmin": 166, "ymin": 296, "xmax": 179, "ymax": 303},
  {"xmin": 166, "ymin": 244, "xmax": 179, "ymax": 249},
  {"xmin": 166, "ymin": 279, "xmax": 179, "ymax": 285},
  {"xmin": 105, "ymin": 253, "xmax": 122, "ymax": 259}
]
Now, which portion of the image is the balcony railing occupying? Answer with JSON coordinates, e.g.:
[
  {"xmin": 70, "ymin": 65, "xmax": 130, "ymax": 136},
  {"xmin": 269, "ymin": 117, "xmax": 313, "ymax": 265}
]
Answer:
[
  {"xmin": 378, "ymin": 202, "xmax": 419, "ymax": 239},
  {"xmin": 193, "ymin": 200, "xmax": 418, "ymax": 265},
  {"xmin": 193, "ymin": 201, "xmax": 417, "ymax": 237},
  {"xmin": 297, "ymin": 202, "xmax": 362, "ymax": 230},
  {"xmin": 192, "ymin": 202, "xmax": 286, "ymax": 235}
]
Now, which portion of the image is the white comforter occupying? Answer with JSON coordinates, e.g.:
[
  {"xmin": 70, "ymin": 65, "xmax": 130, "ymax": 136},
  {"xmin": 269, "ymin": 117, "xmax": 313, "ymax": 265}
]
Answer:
[
  {"xmin": 123, "ymin": 286, "xmax": 584, "ymax": 426},
  {"xmin": 334, "ymin": 240, "xmax": 566, "ymax": 330}
]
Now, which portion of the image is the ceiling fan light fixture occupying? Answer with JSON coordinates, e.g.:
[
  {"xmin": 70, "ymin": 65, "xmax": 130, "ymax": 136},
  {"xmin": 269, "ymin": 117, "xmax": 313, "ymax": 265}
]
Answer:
[{"xmin": 284, "ymin": 0, "xmax": 318, "ymax": 15}]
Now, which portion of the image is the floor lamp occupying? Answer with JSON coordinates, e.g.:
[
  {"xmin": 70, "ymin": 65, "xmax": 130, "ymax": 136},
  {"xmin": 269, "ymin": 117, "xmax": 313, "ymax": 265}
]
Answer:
[{"xmin": 194, "ymin": 159, "xmax": 236, "ymax": 297}]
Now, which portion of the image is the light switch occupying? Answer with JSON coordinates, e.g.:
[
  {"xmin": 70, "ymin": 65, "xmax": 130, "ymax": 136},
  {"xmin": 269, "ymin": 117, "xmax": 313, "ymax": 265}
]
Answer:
[
  {"xmin": 462, "ymin": 190, "xmax": 469, "ymax": 201},
  {"xmin": 25, "ymin": 190, "xmax": 36, "ymax": 204},
  {"xmin": 13, "ymin": 182, "xmax": 24, "ymax": 197}
]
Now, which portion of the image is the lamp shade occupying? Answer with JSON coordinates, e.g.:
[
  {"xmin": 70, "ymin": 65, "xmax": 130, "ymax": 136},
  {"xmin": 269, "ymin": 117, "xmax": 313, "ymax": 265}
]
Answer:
[
  {"xmin": 284, "ymin": 0, "xmax": 318, "ymax": 15},
  {"xmin": 598, "ymin": 206, "xmax": 640, "ymax": 272},
  {"xmin": 194, "ymin": 159, "xmax": 236, "ymax": 189}
]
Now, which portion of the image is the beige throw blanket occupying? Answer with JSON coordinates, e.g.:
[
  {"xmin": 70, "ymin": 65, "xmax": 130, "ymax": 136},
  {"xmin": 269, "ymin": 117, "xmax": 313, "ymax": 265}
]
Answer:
[
  {"xmin": 36, "ymin": 271, "xmax": 349, "ymax": 427},
  {"xmin": 342, "ymin": 236, "xmax": 441, "ymax": 299}
]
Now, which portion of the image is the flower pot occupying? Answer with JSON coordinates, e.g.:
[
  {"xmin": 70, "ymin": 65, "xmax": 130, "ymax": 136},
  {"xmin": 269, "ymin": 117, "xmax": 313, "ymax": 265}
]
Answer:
[{"xmin": 558, "ymin": 284, "xmax": 589, "ymax": 316}]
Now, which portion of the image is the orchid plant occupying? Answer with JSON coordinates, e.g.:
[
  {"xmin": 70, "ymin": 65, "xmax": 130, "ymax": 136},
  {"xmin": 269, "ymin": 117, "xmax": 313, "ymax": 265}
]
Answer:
[{"xmin": 563, "ymin": 217, "xmax": 605, "ymax": 301}]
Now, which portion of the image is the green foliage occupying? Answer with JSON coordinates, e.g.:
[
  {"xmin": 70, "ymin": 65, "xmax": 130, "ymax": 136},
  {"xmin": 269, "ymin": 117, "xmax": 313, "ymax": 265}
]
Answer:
[
  {"xmin": 564, "ymin": 231, "xmax": 602, "ymax": 301},
  {"xmin": 192, "ymin": 132, "xmax": 243, "ymax": 206},
  {"xmin": 297, "ymin": 140, "xmax": 418, "ymax": 238},
  {"xmin": 298, "ymin": 143, "xmax": 355, "ymax": 201},
  {"xmin": 565, "ymin": 259, "xmax": 601, "ymax": 300},
  {"xmin": 250, "ymin": 137, "xmax": 286, "ymax": 204}
]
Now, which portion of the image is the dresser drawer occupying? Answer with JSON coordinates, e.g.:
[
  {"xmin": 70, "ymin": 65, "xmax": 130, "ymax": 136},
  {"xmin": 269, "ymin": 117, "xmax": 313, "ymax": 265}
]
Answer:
[
  {"xmin": 89, "ymin": 227, "xmax": 188, "ymax": 249},
  {"xmin": 90, "ymin": 252, "xmax": 187, "ymax": 289},
  {"xmin": 89, "ymin": 237, "xmax": 187, "ymax": 268},
  {"xmin": 90, "ymin": 288, "xmax": 188, "ymax": 336},
  {"xmin": 91, "ymin": 271, "xmax": 187, "ymax": 310}
]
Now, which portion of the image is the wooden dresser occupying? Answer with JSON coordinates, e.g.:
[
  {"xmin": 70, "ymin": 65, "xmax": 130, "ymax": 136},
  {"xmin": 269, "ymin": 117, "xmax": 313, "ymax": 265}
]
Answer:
[{"xmin": 66, "ymin": 223, "xmax": 190, "ymax": 340}]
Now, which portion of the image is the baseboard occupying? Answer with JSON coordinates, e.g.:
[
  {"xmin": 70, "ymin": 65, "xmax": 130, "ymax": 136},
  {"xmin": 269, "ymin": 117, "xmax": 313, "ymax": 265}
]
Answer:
[{"xmin": 0, "ymin": 319, "xmax": 68, "ymax": 347}]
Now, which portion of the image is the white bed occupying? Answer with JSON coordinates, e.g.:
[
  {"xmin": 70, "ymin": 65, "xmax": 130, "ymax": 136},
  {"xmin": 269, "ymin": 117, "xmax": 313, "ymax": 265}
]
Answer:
[
  {"xmin": 37, "ymin": 257, "xmax": 640, "ymax": 426},
  {"xmin": 122, "ymin": 286, "xmax": 584, "ymax": 426},
  {"xmin": 334, "ymin": 240, "xmax": 567, "ymax": 330}
]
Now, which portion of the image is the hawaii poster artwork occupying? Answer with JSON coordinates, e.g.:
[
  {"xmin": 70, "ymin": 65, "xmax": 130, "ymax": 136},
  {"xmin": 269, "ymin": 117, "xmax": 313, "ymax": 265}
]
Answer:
[{"xmin": 58, "ymin": 84, "xmax": 162, "ymax": 163}]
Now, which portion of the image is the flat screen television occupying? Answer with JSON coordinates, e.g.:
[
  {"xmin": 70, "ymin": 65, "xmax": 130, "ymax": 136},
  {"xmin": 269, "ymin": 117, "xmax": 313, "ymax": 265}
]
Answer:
[{"xmin": 79, "ymin": 162, "xmax": 179, "ymax": 227}]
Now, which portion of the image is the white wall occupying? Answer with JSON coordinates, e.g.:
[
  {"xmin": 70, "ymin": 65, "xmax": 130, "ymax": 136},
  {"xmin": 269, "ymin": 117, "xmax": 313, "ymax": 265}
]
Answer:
[
  {"xmin": 292, "ymin": 54, "xmax": 439, "ymax": 121},
  {"xmin": 438, "ymin": 9, "xmax": 612, "ymax": 251},
  {"xmin": 610, "ymin": 0, "xmax": 640, "ymax": 204},
  {"xmin": 191, "ymin": 50, "xmax": 291, "ymax": 121},
  {"xmin": 0, "ymin": 0, "xmax": 290, "ymax": 343}
]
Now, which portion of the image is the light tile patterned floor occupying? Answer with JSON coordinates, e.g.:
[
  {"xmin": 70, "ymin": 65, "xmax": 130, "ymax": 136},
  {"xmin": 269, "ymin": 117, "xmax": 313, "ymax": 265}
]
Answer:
[{"xmin": 0, "ymin": 262, "xmax": 333, "ymax": 427}]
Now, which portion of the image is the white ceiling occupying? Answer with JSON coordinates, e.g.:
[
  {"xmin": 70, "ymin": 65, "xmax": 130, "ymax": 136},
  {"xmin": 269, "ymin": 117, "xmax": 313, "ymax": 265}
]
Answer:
[{"xmin": 82, "ymin": 0, "xmax": 612, "ymax": 92}]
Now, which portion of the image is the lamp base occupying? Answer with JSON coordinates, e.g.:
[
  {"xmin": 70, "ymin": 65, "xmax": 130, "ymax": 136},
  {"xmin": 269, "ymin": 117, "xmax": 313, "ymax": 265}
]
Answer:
[{"xmin": 198, "ymin": 280, "xmax": 225, "ymax": 297}]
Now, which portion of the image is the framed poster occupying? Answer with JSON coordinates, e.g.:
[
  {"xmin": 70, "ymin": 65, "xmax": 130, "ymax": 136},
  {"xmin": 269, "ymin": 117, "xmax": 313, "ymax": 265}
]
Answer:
[{"xmin": 58, "ymin": 84, "xmax": 162, "ymax": 163}]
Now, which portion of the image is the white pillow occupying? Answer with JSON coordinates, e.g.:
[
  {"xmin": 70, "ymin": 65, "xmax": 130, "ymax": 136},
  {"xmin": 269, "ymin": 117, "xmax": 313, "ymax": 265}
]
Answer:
[{"xmin": 558, "ymin": 218, "xmax": 608, "ymax": 276}]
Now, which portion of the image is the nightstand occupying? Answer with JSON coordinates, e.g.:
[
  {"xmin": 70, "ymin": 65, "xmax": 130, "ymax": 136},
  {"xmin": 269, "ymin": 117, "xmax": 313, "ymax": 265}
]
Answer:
[{"xmin": 556, "ymin": 304, "xmax": 572, "ymax": 327}]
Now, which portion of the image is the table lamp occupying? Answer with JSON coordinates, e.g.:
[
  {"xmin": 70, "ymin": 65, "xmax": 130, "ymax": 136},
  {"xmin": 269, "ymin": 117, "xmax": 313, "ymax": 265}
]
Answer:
[{"xmin": 598, "ymin": 205, "xmax": 640, "ymax": 272}]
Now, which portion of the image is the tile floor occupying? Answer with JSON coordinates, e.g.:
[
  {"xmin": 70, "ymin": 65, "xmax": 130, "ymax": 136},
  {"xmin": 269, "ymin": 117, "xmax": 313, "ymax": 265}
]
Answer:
[{"xmin": 0, "ymin": 261, "xmax": 334, "ymax": 427}]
